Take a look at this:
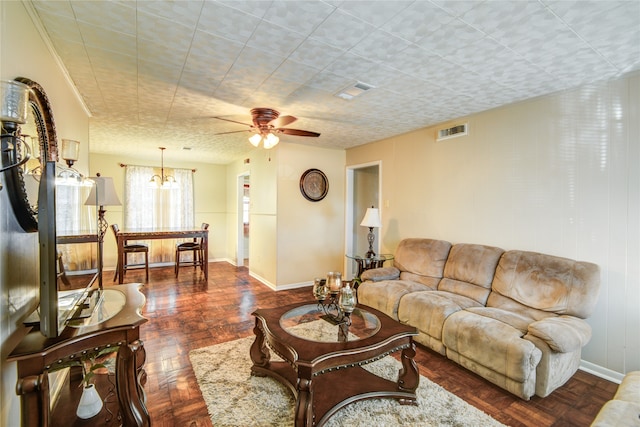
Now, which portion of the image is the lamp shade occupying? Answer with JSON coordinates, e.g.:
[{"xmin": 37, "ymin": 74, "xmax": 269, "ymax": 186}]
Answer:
[
  {"xmin": 360, "ymin": 207, "xmax": 381, "ymax": 228},
  {"xmin": 263, "ymin": 132, "xmax": 279, "ymax": 149},
  {"xmin": 85, "ymin": 176, "xmax": 121, "ymax": 206},
  {"xmin": 249, "ymin": 133, "xmax": 262, "ymax": 147}
]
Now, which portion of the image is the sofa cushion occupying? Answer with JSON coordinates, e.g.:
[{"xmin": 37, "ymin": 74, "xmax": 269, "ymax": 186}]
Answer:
[
  {"xmin": 443, "ymin": 310, "xmax": 542, "ymax": 383},
  {"xmin": 398, "ymin": 291, "xmax": 482, "ymax": 342},
  {"xmin": 527, "ymin": 316, "xmax": 592, "ymax": 353},
  {"xmin": 591, "ymin": 401, "xmax": 640, "ymax": 427},
  {"xmin": 393, "ymin": 238, "xmax": 452, "ymax": 282},
  {"xmin": 591, "ymin": 371, "xmax": 640, "ymax": 426},
  {"xmin": 464, "ymin": 306, "xmax": 536, "ymax": 335},
  {"xmin": 491, "ymin": 250, "xmax": 600, "ymax": 318},
  {"xmin": 614, "ymin": 371, "xmax": 640, "ymax": 402},
  {"xmin": 361, "ymin": 267, "xmax": 400, "ymax": 282},
  {"xmin": 358, "ymin": 280, "xmax": 432, "ymax": 320},
  {"xmin": 439, "ymin": 243, "xmax": 504, "ymax": 305}
]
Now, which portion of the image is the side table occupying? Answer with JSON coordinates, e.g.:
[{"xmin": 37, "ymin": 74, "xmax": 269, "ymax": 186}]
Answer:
[{"xmin": 346, "ymin": 254, "xmax": 394, "ymax": 279}]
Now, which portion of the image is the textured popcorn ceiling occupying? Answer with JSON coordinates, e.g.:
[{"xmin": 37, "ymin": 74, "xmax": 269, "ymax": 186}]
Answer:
[{"xmin": 28, "ymin": 0, "xmax": 640, "ymax": 164}]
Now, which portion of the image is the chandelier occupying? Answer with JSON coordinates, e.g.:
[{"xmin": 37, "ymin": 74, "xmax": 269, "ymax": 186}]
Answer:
[{"xmin": 149, "ymin": 147, "xmax": 177, "ymax": 188}]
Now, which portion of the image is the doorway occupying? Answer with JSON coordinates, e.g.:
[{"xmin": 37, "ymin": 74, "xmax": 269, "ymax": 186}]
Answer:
[
  {"xmin": 237, "ymin": 173, "xmax": 250, "ymax": 267},
  {"xmin": 345, "ymin": 161, "xmax": 381, "ymax": 279}
]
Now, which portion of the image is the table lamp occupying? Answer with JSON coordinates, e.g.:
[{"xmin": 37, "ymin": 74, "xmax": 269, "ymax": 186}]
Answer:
[
  {"xmin": 360, "ymin": 206, "xmax": 382, "ymax": 258},
  {"xmin": 85, "ymin": 173, "xmax": 121, "ymax": 288}
]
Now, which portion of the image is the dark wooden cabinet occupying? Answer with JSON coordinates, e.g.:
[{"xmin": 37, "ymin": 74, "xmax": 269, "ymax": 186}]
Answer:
[{"xmin": 7, "ymin": 283, "xmax": 150, "ymax": 427}]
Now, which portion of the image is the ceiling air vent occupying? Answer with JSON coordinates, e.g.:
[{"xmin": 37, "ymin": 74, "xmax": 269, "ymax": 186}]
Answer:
[
  {"xmin": 436, "ymin": 123, "xmax": 468, "ymax": 141},
  {"xmin": 335, "ymin": 81, "xmax": 375, "ymax": 100}
]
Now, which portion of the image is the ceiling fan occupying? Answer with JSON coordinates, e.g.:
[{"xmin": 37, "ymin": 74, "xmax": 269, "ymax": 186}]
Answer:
[{"xmin": 212, "ymin": 108, "xmax": 320, "ymax": 149}]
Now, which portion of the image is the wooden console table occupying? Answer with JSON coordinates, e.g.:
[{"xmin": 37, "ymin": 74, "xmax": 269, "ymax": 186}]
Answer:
[{"xmin": 7, "ymin": 283, "xmax": 150, "ymax": 427}]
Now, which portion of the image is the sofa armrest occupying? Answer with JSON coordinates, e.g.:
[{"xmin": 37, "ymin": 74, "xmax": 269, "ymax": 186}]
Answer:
[
  {"xmin": 528, "ymin": 316, "xmax": 592, "ymax": 353},
  {"xmin": 361, "ymin": 267, "xmax": 400, "ymax": 282}
]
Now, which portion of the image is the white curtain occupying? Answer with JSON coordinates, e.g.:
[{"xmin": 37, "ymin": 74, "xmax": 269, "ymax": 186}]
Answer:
[
  {"xmin": 124, "ymin": 165, "xmax": 194, "ymax": 263},
  {"xmin": 56, "ymin": 181, "xmax": 97, "ymax": 272}
]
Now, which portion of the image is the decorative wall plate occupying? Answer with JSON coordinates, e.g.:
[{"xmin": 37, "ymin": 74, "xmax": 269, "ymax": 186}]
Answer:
[{"xmin": 299, "ymin": 168, "xmax": 328, "ymax": 202}]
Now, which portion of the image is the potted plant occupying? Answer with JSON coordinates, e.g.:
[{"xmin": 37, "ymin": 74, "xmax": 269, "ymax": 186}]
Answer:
[{"xmin": 52, "ymin": 346, "xmax": 117, "ymax": 419}]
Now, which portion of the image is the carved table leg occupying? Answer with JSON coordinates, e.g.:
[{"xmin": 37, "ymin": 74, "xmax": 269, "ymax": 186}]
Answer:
[
  {"xmin": 295, "ymin": 377, "xmax": 314, "ymax": 427},
  {"xmin": 116, "ymin": 340, "xmax": 150, "ymax": 427},
  {"xmin": 16, "ymin": 373, "xmax": 48, "ymax": 427},
  {"xmin": 250, "ymin": 318, "xmax": 270, "ymax": 374},
  {"xmin": 398, "ymin": 340, "xmax": 419, "ymax": 405}
]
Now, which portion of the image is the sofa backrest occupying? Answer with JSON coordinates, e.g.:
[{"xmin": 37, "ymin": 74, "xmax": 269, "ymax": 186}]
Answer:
[
  {"xmin": 394, "ymin": 238, "xmax": 452, "ymax": 289},
  {"xmin": 489, "ymin": 250, "xmax": 600, "ymax": 318},
  {"xmin": 439, "ymin": 243, "xmax": 505, "ymax": 305}
]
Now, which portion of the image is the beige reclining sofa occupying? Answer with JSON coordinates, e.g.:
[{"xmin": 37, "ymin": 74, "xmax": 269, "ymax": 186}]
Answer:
[{"xmin": 358, "ymin": 238, "xmax": 600, "ymax": 400}]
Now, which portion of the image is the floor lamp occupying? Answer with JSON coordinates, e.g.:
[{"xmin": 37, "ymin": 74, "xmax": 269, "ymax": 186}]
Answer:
[{"xmin": 85, "ymin": 174, "xmax": 121, "ymax": 289}]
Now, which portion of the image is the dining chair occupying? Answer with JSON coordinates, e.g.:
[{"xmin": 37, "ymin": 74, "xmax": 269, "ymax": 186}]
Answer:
[
  {"xmin": 56, "ymin": 251, "xmax": 71, "ymax": 287},
  {"xmin": 175, "ymin": 223, "xmax": 209, "ymax": 277},
  {"xmin": 111, "ymin": 224, "xmax": 149, "ymax": 282}
]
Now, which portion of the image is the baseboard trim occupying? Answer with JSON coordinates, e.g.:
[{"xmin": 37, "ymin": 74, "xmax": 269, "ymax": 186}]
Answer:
[{"xmin": 579, "ymin": 360, "xmax": 624, "ymax": 384}]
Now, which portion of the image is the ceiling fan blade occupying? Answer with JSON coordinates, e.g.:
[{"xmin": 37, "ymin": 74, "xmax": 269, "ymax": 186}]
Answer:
[
  {"xmin": 269, "ymin": 115, "xmax": 297, "ymax": 128},
  {"xmin": 277, "ymin": 128, "xmax": 321, "ymax": 137},
  {"xmin": 212, "ymin": 130, "xmax": 250, "ymax": 136},
  {"xmin": 212, "ymin": 116, "xmax": 252, "ymax": 127}
]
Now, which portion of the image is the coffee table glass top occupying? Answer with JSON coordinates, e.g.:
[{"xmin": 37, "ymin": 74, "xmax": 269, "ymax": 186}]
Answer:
[{"xmin": 279, "ymin": 304, "xmax": 380, "ymax": 342}]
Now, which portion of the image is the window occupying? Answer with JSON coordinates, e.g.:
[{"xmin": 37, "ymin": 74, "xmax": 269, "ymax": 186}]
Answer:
[
  {"xmin": 124, "ymin": 165, "xmax": 194, "ymax": 263},
  {"xmin": 56, "ymin": 180, "xmax": 97, "ymax": 272}
]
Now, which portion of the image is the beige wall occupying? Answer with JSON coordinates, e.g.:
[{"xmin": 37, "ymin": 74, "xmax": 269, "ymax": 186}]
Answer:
[
  {"xmin": 225, "ymin": 143, "xmax": 345, "ymax": 290},
  {"xmin": 89, "ymin": 152, "xmax": 228, "ymax": 270},
  {"xmin": 347, "ymin": 72, "xmax": 640, "ymax": 378},
  {"xmin": 277, "ymin": 143, "xmax": 346, "ymax": 287},
  {"xmin": 1, "ymin": 2, "xmax": 91, "ymax": 425}
]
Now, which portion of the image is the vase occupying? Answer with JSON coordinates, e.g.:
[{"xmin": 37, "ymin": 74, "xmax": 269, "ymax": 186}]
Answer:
[{"xmin": 76, "ymin": 384, "xmax": 103, "ymax": 419}]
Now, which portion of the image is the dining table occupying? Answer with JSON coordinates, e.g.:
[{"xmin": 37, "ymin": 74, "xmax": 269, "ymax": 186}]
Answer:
[{"xmin": 114, "ymin": 227, "xmax": 209, "ymax": 284}]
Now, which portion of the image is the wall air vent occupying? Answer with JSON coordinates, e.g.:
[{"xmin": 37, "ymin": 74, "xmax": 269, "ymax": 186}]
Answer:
[
  {"xmin": 436, "ymin": 123, "xmax": 468, "ymax": 141},
  {"xmin": 335, "ymin": 81, "xmax": 375, "ymax": 100}
]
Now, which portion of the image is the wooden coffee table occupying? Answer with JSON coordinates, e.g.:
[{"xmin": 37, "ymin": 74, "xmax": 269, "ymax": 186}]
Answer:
[{"xmin": 250, "ymin": 302, "xmax": 419, "ymax": 427}]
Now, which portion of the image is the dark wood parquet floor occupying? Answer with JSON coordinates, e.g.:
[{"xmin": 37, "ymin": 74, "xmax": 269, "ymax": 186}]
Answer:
[{"xmin": 125, "ymin": 262, "xmax": 616, "ymax": 427}]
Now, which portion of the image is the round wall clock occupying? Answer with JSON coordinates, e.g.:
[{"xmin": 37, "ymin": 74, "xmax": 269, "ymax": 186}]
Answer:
[{"xmin": 300, "ymin": 168, "xmax": 329, "ymax": 202}]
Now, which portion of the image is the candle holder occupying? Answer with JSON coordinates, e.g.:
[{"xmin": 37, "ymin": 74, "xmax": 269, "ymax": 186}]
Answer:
[{"xmin": 313, "ymin": 278, "xmax": 357, "ymax": 328}]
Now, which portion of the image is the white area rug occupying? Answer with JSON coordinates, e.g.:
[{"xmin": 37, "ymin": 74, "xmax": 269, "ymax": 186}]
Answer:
[{"xmin": 189, "ymin": 321, "xmax": 506, "ymax": 427}]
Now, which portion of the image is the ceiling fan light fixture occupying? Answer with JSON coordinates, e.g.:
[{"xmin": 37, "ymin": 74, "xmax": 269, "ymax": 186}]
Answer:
[
  {"xmin": 263, "ymin": 133, "xmax": 279, "ymax": 149},
  {"xmin": 249, "ymin": 133, "xmax": 262, "ymax": 147}
]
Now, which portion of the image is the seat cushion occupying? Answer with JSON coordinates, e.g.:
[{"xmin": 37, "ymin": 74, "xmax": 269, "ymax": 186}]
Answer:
[
  {"xmin": 398, "ymin": 291, "xmax": 482, "ymax": 342},
  {"xmin": 443, "ymin": 309, "xmax": 541, "ymax": 383},
  {"xmin": 124, "ymin": 244, "xmax": 148, "ymax": 252},
  {"xmin": 358, "ymin": 280, "xmax": 431, "ymax": 320}
]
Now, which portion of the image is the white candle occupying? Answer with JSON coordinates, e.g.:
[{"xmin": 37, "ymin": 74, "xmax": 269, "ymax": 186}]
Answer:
[{"xmin": 61, "ymin": 139, "xmax": 80, "ymax": 162}]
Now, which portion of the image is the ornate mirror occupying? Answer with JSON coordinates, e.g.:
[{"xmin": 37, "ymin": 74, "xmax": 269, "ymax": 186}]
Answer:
[{"xmin": 1, "ymin": 77, "xmax": 58, "ymax": 232}]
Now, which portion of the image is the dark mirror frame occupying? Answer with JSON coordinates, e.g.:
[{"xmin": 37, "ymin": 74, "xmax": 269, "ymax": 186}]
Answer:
[{"xmin": 1, "ymin": 77, "xmax": 58, "ymax": 232}]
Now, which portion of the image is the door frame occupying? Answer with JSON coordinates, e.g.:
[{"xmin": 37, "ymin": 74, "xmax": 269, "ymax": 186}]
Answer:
[
  {"xmin": 236, "ymin": 172, "xmax": 250, "ymax": 267},
  {"xmin": 344, "ymin": 160, "xmax": 382, "ymax": 278}
]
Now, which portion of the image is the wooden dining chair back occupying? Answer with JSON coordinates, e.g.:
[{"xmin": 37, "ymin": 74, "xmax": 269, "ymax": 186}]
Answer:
[
  {"xmin": 56, "ymin": 251, "xmax": 71, "ymax": 287},
  {"xmin": 175, "ymin": 223, "xmax": 209, "ymax": 277},
  {"xmin": 111, "ymin": 224, "xmax": 149, "ymax": 282}
]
